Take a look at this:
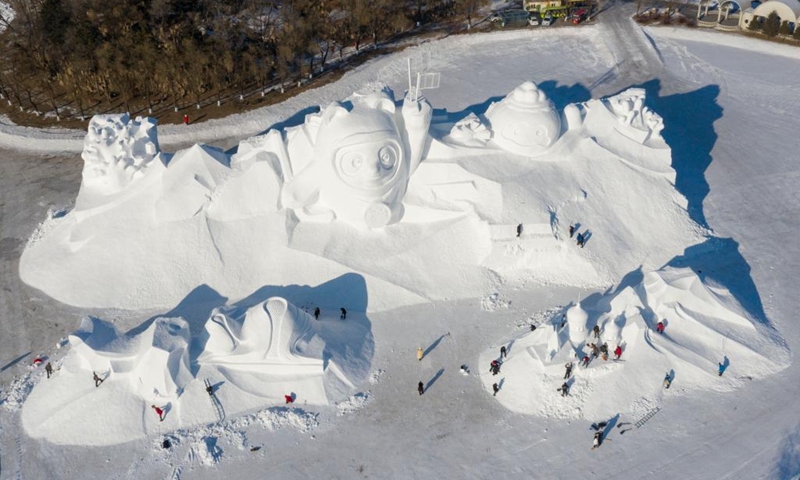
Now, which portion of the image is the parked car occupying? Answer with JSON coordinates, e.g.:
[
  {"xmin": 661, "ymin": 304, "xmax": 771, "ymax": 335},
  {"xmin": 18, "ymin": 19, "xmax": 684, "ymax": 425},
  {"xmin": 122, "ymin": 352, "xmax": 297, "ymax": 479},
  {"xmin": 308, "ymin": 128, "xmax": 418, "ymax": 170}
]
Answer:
[
  {"xmin": 528, "ymin": 12, "xmax": 541, "ymax": 26},
  {"xmin": 541, "ymin": 13, "xmax": 554, "ymax": 26},
  {"xmin": 489, "ymin": 9, "xmax": 530, "ymax": 27}
]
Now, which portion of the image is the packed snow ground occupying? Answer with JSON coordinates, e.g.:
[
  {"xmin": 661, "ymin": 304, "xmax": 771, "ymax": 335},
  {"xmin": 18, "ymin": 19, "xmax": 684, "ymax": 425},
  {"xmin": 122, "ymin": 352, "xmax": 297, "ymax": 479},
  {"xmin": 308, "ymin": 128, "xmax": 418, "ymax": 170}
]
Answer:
[{"xmin": 2, "ymin": 9, "xmax": 800, "ymax": 480}]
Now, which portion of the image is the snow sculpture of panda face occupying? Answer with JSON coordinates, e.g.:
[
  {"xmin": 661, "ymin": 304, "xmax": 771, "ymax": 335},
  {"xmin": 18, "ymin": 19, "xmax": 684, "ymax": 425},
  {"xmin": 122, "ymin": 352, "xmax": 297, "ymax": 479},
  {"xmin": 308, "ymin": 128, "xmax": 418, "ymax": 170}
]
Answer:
[
  {"xmin": 282, "ymin": 89, "xmax": 431, "ymax": 228},
  {"xmin": 333, "ymin": 132, "xmax": 403, "ymax": 191},
  {"xmin": 484, "ymin": 81, "xmax": 561, "ymax": 157}
]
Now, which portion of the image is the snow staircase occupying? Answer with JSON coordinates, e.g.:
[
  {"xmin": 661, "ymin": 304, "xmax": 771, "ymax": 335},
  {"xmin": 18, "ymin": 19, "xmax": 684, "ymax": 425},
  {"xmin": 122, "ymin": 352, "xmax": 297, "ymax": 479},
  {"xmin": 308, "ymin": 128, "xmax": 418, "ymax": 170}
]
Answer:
[{"xmin": 482, "ymin": 223, "xmax": 562, "ymax": 270}]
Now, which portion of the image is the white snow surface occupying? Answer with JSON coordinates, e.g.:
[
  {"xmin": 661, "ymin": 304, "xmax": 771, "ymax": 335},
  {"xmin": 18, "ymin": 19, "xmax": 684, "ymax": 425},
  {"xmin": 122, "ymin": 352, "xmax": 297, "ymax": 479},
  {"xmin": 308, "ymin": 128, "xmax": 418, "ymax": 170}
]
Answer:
[{"xmin": 2, "ymin": 15, "xmax": 800, "ymax": 480}]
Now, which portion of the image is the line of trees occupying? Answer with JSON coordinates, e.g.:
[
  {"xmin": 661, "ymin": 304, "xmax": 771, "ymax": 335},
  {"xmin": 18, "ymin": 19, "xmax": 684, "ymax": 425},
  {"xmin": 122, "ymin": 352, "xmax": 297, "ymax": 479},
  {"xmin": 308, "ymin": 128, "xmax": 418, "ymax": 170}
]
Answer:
[
  {"xmin": 747, "ymin": 11, "xmax": 800, "ymax": 40},
  {"xmin": 0, "ymin": 0, "xmax": 486, "ymax": 121}
]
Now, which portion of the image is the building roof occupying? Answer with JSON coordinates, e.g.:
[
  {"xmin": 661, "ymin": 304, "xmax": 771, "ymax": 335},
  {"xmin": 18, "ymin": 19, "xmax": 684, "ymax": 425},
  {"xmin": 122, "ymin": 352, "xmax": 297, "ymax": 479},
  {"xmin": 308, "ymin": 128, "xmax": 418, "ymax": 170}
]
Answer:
[{"xmin": 752, "ymin": 0, "xmax": 800, "ymax": 21}]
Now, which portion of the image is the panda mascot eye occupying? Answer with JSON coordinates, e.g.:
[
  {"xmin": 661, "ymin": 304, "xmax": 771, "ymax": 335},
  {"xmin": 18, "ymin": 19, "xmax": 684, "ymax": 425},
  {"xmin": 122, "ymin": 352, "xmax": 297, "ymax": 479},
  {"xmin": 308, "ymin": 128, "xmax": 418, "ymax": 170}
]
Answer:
[
  {"xmin": 378, "ymin": 146, "xmax": 397, "ymax": 170},
  {"xmin": 340, "ymin": 151, "xmax": 364, "ymax": 176}
]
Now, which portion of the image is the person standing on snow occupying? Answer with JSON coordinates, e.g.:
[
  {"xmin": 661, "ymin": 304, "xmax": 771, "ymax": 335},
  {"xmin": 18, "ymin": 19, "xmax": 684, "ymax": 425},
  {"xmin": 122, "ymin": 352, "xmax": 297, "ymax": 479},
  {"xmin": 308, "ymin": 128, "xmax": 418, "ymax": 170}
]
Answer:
[
  {"xmin": 418, "ymin": 381, "xmax": 425, "ymax": 395},
  {"xmin": 592, "ymin": 431, "xmax": 603, "ymax": 449},
  {"xmin": 490, "ymin": 360, "xmax": 501, "ymax": 375},
  {"xmin": 614, "ymin": 345, "xmax": 623, "ymax": 360},
  {"xmin": 718, "ymin": 363, "xmax": 725, "ymax": 376},
  {"xmin": 589, "ymin": 343, "xmax": 599, "ymax": 359},
  {"xmin": 417, "ymin": 347, "xmax": 424, "ymax": 361},
  {"xmin": 493, "ymin": 383, "xmax": 499, "ymax": 396},
  {"xmin": 600, "ymin": 343, "xmax": 609, "ymax": 361},
  {"xmin": 93, "ymin": 371, "xmax": 104, "ymax": 387},
  {"xmin": 581, "ymin": 355, "xmax": 590, "ymax": 367},
  {"xmin": 569, "ymin": 224, "xmax": 575, "ymax": 238},
  {"xmin": 576, "ymin": 233, "xmax": 584, "ymax": 247},
  {"xmin": 559, "ymin": 382, "xmax": 570, "ymax": 397},
  {"xmin": 656, "ymin": 321, "xmax": 665, "ymax": 334},
  {"xmin": 45, "ymin": 362, "xmax": 53, "ymax": 379},
  {"xmin": 500, "ymin": 346, "xmax": 507, "ymax": 359},
  {"xmin": 151, "ymin": 405, "xmax": 165, "ymax": 422},
  {"xmin": 340, "ymin": 308, "xmax": 347, "ymax": 320},
  {"xmin": 592, "ymin": 325, "xmax": 600, "ymax": 339},
  {"xmin": 517, "ymin": 224, "xmax": 523, "ymax": 237},
  {"xmin": 664, "ymin": 372, "xmax": 672, "ymax": 389},
  {"xmin": 564, "ymin": 362, "xmax": 573, "ymax": 379},
  {"xmin": 314, "ymin": 307, "xmax": 320, "ymax": 320}
]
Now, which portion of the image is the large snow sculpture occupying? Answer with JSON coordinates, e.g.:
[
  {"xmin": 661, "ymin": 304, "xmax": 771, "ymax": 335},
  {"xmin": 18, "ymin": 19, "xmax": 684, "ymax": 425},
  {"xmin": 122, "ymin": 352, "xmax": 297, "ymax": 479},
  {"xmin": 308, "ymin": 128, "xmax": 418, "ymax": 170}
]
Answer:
[
  {"xmin": 68, "ymin": 316, "xmax": 192, "ymax": 399},
  {"xmin": 278, "ymin": 88, "xmax": 432, "ymax": 228},
  {"xmin": 199, "ymin": 297, "xmax": 325, "ymax": 375},
  {"xmin": 80, "ymin": 114, "xmax": 162, "ymax": 196},
  {"xmin": 154, "ymin": 144, "xmax": 231, "ymax": 223},
  {"xmin": 596, "ymin": 88, "xmax": 664, "ymax": 145},
  {"xmin": 484, "ymin": 81, "xmax": 561, "ymax": 156},
  {"xmin": 479, "ymin": 266, "xmax": 788, "ymax": 418}
]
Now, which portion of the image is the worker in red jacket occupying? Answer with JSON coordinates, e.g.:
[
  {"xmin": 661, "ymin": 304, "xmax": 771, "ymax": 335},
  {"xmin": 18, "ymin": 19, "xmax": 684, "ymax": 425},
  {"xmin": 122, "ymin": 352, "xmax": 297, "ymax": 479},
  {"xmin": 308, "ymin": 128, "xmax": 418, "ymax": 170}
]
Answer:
[
  {"xmin": 614, "ymin": 345, "xmax": 623, "ymax": 360},
  {"xmin": 151, "ymin": 405, "xmax": 165, "ymax": 422}
]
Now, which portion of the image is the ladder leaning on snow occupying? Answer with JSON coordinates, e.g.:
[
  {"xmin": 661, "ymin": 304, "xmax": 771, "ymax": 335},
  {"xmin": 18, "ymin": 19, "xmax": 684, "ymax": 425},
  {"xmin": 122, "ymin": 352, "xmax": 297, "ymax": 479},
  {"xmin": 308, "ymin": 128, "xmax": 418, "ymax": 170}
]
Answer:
[
  {"xmin": 634, "ymin": 406, "xmax": 661, "ymax": 429},
  {"xmin": 209, "ymin": 394, "xmax": 225, "ymax": 423}
]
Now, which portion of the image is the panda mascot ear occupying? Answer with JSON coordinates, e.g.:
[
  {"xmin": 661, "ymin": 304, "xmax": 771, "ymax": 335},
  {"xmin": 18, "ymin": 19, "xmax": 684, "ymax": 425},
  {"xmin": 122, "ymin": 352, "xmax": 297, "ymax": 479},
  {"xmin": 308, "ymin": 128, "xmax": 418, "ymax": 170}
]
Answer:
[
  {"xmin": 321, "ymin": 102, "xmax": 349, "ymax": 125},
  {"xmin": 361, "ymin": 90, "xmax": 396, "ymax": 114}
]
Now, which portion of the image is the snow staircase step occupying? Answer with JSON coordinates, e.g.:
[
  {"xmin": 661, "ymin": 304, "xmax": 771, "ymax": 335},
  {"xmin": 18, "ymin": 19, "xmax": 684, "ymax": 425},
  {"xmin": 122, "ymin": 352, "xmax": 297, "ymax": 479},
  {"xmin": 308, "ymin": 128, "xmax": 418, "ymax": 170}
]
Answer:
[{"xmin": 490, "ymin": 223, "xmax": 553, "ymax": 241}]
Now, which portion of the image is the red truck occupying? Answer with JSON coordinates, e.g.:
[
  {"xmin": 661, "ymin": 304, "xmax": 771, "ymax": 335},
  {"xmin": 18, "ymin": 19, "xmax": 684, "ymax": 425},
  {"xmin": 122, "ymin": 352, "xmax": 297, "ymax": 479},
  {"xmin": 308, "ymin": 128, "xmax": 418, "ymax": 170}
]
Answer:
[{"xmin": 571, "ymin": 8, "xmax": 588, "ymax": 24}]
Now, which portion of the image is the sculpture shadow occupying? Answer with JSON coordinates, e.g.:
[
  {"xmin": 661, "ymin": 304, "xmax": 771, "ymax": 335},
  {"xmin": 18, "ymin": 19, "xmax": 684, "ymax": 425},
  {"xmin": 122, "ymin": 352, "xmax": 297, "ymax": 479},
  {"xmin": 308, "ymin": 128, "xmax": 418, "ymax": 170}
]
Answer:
[
  {"xmin": 200, "ymin": 273, "xmax": 374, "ymax": 384},
  {"xmin": 631, "ymin": 79, "xmax": 722, "ymax": 229},
  {"xmin": 126, "ymin": 273, "xmax": 373, "ymax": 381},
  {"xmin": 666, "ymin": 237, "xmax": 770, "ymax": 328},
  {"xmin": 127, "ymin": 284, "xmax": 228, "ymax": 338},
  {"xmin": 536, "ymin": 81, "xmax": 592, "ymax": 112},
  {"xmin": 772, "ymin": 424, "xmax": 800, "ymax": 479},
  {"xmin": 256, "ymin": 105, "xmax": 321, "ymax": 138},
  {"xmin": 234, "ymin": 272, "xmax": 369, "ymax": 313},
  {"xmin": 430, "ymin": 81, "xmax": 591, "ymax": 126}
]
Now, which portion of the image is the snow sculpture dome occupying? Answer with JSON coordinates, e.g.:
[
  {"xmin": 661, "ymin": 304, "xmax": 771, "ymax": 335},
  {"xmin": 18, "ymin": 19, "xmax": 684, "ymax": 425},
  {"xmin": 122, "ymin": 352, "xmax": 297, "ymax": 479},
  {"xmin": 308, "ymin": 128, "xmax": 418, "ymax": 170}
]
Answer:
[
  {"xmin": 566, "ymin": 301, "xmax": 588, "ymax": 343},
  {"xmin": 200, "ymin": 297, "xmax": 325, "ymax": 375},
  {"xmin": 484, "ymin": 81, "xmax": 561, "ymax": 156}
]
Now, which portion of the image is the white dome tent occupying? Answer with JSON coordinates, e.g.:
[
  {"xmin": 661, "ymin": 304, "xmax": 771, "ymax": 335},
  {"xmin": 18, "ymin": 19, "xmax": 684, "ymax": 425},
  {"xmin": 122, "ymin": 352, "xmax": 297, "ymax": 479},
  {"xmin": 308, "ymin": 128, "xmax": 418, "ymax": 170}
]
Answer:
[{"xmin": 740, "ymin": 0, "xmax": 800, "ymax": 29}]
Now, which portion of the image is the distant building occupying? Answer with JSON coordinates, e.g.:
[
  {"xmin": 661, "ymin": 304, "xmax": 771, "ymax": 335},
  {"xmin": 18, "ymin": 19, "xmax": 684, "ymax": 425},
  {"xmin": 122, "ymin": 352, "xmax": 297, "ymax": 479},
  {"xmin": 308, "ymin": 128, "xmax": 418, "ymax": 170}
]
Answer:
[
  {"xmin": 740, "ymin": 0, "xmax": 800, "ymax": 29},
  {"xmin": 523, "ymin": 0, "xmax": 591, "ymax": 15},
  {"xmin": 696, "ymin": 0, "xmax": 800, "ymax": 31}
]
